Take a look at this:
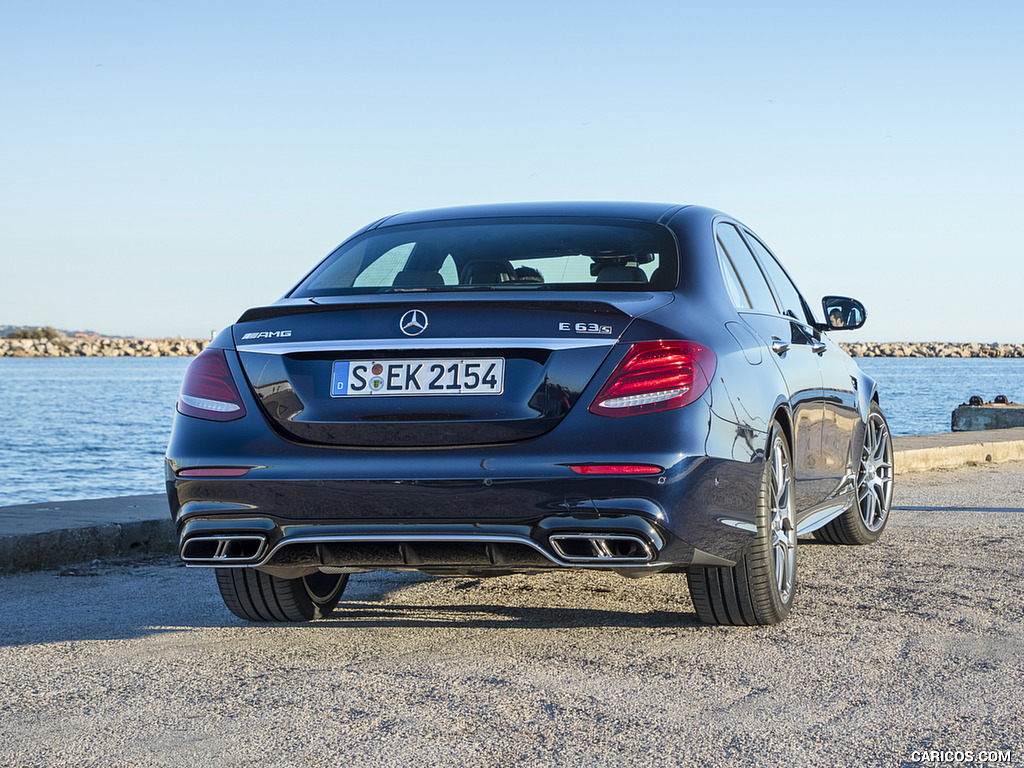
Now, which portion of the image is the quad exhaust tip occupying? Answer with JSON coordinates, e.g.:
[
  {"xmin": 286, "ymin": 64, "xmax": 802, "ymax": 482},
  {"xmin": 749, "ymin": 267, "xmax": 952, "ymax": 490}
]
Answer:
[
  {"xmin": 548, "ymin": 533, "xmax": 654, "ymax": 563},
  {"xmin": 180, "ymin": 535, "xmax": 266, "ymax": 564}
]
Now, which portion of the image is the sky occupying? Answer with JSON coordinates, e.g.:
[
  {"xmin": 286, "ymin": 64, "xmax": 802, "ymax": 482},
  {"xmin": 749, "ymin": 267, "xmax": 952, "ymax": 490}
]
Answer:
[{"xmin": 2, "ymin": 0, "xmax": 1022, "ymax": 342}]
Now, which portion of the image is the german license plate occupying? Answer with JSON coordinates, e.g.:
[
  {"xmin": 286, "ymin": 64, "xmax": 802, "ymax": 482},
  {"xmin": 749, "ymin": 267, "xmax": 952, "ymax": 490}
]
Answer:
[{"xmin": 331, "ymin": 358, "xmax": 505, "ymax": 397}]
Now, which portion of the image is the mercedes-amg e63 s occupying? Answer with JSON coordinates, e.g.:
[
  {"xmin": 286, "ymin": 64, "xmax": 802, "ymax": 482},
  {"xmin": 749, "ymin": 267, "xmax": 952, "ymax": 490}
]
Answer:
[{"xmin": 166, "ymin": 202, "xmax": 893, "ymax": 626}]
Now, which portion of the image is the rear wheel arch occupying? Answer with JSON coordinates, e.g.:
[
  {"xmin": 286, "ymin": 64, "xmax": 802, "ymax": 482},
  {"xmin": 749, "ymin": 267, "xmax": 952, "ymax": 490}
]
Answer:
[{"xmin": 771, "ymin": 405, "xmax": 795, "ymax": 457}]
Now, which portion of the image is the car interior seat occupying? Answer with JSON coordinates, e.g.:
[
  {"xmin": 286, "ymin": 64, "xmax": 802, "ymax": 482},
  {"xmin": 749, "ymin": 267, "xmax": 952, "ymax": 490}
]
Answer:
[
  {"xmin": 461, "ymin": 260, "xmax": 517, "ymax": 284},
  {"xmin": 392, "ymin": 270, "xmax": 445, "ymax": 287},
  {"xmin": 595, "ymin": 265, "xmax": 648, "ymax": 282}
]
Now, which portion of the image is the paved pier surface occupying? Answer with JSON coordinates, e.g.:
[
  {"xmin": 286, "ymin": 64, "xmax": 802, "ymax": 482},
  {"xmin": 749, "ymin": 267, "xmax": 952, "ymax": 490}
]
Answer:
[
  {"xmin": 2, "ymin": 460, "xmax": 1022, "ymax": 768},
  {"xmin": 3, "ymin": 427, "xmax": 1024, "ymax": 573}
]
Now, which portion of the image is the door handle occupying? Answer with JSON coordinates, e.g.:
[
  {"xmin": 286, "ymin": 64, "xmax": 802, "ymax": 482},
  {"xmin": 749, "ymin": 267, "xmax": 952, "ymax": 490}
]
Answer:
[
  {"xmin": 771, "ymin": 336, "xmax": 790, "ymax": 355},
  {"xmin": 811, "ymin": 341, "xmax": 827, "ymax": 356}
]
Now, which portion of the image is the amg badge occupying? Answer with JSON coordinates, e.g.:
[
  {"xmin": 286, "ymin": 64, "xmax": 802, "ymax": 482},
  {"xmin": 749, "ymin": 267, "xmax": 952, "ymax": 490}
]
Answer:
[{"xmin": 240, "ymin": 330, "xmax": 293, "ymax": 340}]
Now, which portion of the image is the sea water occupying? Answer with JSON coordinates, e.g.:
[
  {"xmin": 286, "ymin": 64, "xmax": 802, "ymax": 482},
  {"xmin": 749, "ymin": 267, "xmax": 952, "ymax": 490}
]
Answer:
[
  {"xmin": 0, "ymin": 357, "xmax": 191, "ymax": 507},
  {"xmin": 1, "ymin": 356, "xmax": 1023, "ymax": 507},
  {"xmin": 856, "ymin": 357, "xmax": 1024, "ymax": 437}
]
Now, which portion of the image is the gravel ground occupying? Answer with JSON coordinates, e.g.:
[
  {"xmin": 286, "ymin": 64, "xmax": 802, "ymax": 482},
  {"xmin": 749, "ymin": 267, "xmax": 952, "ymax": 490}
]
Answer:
[{"xmin": 1, "ymin": 463, "xmax": 1023, "ymax": 768}]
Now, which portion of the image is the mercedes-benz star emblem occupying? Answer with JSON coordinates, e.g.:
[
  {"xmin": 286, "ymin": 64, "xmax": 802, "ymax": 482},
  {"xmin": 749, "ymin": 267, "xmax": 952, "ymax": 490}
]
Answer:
[{"xmin": 399, "ymin": 309, "xmax": 429, "ymax": 336}]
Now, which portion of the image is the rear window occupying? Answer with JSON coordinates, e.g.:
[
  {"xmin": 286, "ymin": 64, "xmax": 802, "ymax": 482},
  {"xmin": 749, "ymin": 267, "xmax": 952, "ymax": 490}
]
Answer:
[{"xmin": 289, "ymin": 218, "xmax": 678, "ymax": 297}]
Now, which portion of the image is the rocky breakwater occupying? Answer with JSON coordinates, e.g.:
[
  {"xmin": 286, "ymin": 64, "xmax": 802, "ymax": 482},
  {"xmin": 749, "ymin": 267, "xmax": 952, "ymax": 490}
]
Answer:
[
  {"xmin": 840, "ymin": 342, "xmax": 1024, "ymax": 358},
  {"xmin": 0, "ymin": 337, "xmax": 209, "ymax": 357},
  {"xmin": 4, "ymin": 337, "xmax": 1024, "ymax": 359}
]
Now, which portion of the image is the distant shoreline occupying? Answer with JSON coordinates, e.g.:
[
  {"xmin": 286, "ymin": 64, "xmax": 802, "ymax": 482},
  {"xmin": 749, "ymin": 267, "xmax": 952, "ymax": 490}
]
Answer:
[
  {"xmin": 842, "ymin": 342, "xmax": 1024, "ymax": 358},
  {"xmin": 0, "ymin": 337, "xmax": 209, "ymax": 357},
  {"xmin": 2, "ymin": 338, "xmax": 1024, "ymax": 358}
]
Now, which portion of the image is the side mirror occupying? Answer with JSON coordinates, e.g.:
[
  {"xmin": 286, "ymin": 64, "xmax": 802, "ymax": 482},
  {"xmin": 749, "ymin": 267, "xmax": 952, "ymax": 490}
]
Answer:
[{"xmin": 822, "ymin": 296, "xmax": 866, "ymax": 331}]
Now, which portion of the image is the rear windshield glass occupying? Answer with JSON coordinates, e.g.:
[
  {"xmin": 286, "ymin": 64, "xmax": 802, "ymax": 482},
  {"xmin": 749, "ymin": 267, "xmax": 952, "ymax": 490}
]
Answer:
[{"xmin": 289, "ymin": 218, "xmax": 678, "ymax": 297}]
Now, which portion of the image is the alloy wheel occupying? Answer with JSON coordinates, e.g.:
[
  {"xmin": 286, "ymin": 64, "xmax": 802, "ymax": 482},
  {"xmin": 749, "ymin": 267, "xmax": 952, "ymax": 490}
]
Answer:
[
  {"xmin": 769, "ymin": 434, "xmax": 797, "ymax": 603},
  {"xmin": 858, "ymin": 412, "xmax": 894, "ymax": 532}
]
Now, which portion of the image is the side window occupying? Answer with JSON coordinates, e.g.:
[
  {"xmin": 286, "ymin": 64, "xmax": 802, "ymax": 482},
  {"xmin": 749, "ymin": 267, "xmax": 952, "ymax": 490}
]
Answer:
[
  {"xmin": 716, "ymin": 223, "xmax": 778, "ymax": 313},
  {"xmin": 717, "ymin": 246, "xmax": 749, "ymax": 309},
  {"xmin": 744, "ymin": 233, "xmax": 813, "ymax": 325}
]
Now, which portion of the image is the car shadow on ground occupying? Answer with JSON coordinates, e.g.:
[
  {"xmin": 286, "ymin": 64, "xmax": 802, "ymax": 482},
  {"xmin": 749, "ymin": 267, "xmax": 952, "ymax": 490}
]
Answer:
[
  {"xmin": 315, "ymin": 602, "xmax": 704, "ymax": 631},
  {"xmin": 0, "ymin": 565, "xmax": 708, "ymax": 647}
]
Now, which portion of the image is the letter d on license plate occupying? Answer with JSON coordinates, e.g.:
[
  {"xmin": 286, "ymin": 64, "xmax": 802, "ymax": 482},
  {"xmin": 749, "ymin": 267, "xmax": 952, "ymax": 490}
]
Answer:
[{"xmin": 331, "ymin": 358, "xmax": 504, "ymax": 397}]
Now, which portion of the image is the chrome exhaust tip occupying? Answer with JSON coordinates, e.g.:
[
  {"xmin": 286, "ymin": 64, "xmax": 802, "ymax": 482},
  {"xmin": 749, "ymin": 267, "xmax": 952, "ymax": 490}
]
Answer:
[
  {"xmin": 180, "ymin": 535, "xmax": 267, "ymax": 565},
  {"xmin": 548, "ymin": 534, "xmax": 654, "ymax": 563}
]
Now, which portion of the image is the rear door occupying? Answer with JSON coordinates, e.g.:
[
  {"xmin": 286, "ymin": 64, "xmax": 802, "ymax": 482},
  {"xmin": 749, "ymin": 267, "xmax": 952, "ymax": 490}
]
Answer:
[
  {"xmin": 742, "ymin": 228, "xmax": 860, "ymax": 500},
  {"xmin": 716, "ymin": 222, "xmax": 827, "ymax": 511}
]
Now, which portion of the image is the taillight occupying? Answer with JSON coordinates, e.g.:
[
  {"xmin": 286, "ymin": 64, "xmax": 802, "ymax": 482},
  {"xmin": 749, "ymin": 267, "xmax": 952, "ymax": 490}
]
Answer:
[
  {"xmin": 177, "ymin": 348, "xmax": 247, "ymax": 422},
  {"xmin": 589, "ymin": 340, "xmax": 716, "ymax": 417}
]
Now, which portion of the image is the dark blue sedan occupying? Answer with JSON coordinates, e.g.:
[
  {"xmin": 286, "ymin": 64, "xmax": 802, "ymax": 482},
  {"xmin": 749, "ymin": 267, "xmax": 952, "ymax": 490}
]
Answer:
[{"xmin": 166, "ymin": 202, "xmax": 893, "ymax": 625}]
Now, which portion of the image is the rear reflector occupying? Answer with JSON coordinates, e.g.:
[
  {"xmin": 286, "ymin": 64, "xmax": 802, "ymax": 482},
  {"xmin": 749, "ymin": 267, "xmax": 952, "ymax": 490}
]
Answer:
[
  {"xmin": 568, "ymin": 464, "xmax": 662, "ymax": 475},
  {"xmin": 177, "ymin": 467, "xmax": 251, "ymax": 478},
  {"xmin": 590, "ymin": 340, "xmax": 716, "ymax": 417},
  {"xmin": 177, "ymin": 348, "xmax": 247, "ymax": 422}
]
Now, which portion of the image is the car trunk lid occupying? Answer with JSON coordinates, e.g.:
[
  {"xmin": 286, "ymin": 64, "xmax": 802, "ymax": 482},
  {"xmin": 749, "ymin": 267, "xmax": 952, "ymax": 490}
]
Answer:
[{"xmin": 232, "ymin": 293, "xmax": 672, "ymax": 447}]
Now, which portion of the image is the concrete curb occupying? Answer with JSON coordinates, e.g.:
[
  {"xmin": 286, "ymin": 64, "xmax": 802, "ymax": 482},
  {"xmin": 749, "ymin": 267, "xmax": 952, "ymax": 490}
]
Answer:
[
  {"xmin": 3, "ymin": 430, "xmax": 1024, "ymax": 574},
  {"xmin": 0, "ymin": 519, "xmax": 176, "ymax": 573},
  {"xmin": 0, "ymin": 494, "xmax": 174, "ymax": 575}
]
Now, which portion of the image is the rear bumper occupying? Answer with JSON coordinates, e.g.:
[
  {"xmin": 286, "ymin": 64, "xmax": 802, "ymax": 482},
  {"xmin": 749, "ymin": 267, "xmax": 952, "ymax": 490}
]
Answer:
[
  {"xmin": 166, "ymin": 387, "xmax": 767, "ymax": 573},
  {"xmin": 167, "ymin": 449, "xmax": 763, "ymax": 574},
  {"xmin": 174, "ymin": 513, "xmax": 736, "ymax": 578}
]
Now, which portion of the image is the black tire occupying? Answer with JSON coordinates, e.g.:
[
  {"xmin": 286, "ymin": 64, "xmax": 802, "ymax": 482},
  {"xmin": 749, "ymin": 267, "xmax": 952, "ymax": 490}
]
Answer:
[
  {"xmin": 687, "ymin": 422, "xmax": 797, "ymax": 625},
  {"xmin": 814, "ymin": 402, "xmax": 893, "ymax": 545},
  {"xmin": 215, "ymin": 568, "xmax": 349, "ymax": 622}
]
